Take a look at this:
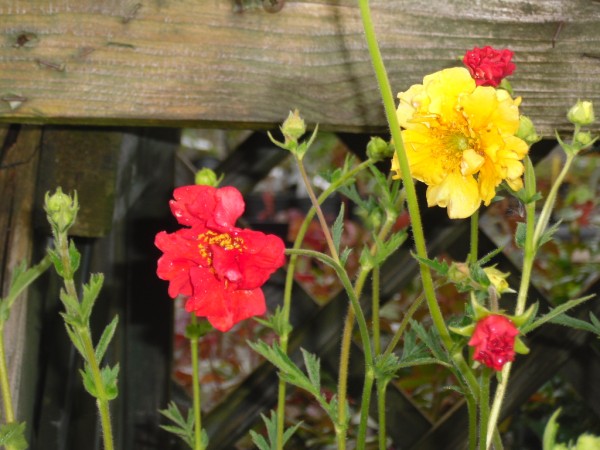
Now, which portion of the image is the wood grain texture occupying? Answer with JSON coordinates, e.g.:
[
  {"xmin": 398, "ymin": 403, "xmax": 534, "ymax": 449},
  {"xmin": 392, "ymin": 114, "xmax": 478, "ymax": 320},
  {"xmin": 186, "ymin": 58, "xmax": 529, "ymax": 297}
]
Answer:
[{"xmin": 0, "ymin": 0, "xmax": 599, "ymax": 134}]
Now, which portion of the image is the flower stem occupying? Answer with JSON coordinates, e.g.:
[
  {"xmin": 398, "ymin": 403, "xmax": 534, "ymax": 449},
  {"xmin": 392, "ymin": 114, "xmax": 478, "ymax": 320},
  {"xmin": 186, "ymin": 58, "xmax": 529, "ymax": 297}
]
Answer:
[
  {"xmin": 189, "ymin": 315, "xmax": 204, "ymax": 450},
  {"xmin": 0, "ymin": 323, "xmax": 15, "ymax": 424},
  {"xmin": 277, "ymin": 160, "xmax": 374, "ymax": 449},
  {"xmin": 469, "ymin": 210, "xmax": 479, "ymax": 265},
  {"xmin": 372, "ymin": 266, "xmax": 381, "ymax": 356},
  {"xmin": 478, "ymin": 370, "xmax": 491, "ymax": 450},
  {"xmin": 376, "ymin": 380, "xmax": 388, "ymax": 450},
  {"xmin": 466, "ymin": 394, "xmax": 477, "ymax": 450}
]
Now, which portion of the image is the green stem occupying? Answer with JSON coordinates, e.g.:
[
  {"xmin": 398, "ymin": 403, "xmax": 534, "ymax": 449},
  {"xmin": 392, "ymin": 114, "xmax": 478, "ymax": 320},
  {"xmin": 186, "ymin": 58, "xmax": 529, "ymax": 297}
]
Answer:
[
  {"xmin": 79, "ymin": 327, "xmax": 115, "ymax": 450},
  {"xmin": 356, "ymin": 368, "xmax": 375, "ymax": 450},
  {"xmin": 357, "ymin": 0, "xmax": 479, "ymax": 397},
  {"xmin": 55, "ymin": 232, "xmax": 114, "ymax": 450},
  {"xmin": 336, "ymin": 308, "xmax": 354, "ymax": 450},
  {"xmin": 466, "ymin": 395, "xmax": 477, "ymax": 450},
  {"xmin": 383, "ymin": 287, "xmax": 429, "ymax": 357},
  {"xmin": 0, "ymin": 323, "xmax": 15, "ymax": 424},
  {"xmin": 372, "ymin": 266, "xmax": 381, "ymax": 356},
  {"xmin": 478, "ymin": 371, "xmax": 491, "ymax": 450},
  {"xmin": 276, "ymin": 160, "xmax": 374, "ymax": 449},
  {"xmin": 189, "ymin": 316, "xmax": 204, "ymax": 450},
  {"xmin": 376, "ymin": 380, "xmax": 388, "ymax": 450},
  {"xmin": 469, "ymin": 210, "xmax": 479, "ymax": 265},
  {"xmin": 296, "ymin": 157, "xmax": 339, "ymax": 261}
]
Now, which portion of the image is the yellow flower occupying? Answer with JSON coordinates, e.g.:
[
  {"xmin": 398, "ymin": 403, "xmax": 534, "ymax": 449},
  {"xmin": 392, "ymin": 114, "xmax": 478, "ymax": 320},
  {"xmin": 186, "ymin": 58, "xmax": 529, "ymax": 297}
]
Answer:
[{"xmin": 391, "ymin": 67, "xmax": 529, "ymax": 218}]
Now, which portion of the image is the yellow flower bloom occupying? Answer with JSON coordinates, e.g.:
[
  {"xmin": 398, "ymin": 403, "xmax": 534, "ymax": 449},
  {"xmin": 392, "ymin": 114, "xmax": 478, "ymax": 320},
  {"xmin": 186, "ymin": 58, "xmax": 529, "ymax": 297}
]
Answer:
[{"xmin": 391, "ymin": 67, "xmax": 529, "ymax": 219}]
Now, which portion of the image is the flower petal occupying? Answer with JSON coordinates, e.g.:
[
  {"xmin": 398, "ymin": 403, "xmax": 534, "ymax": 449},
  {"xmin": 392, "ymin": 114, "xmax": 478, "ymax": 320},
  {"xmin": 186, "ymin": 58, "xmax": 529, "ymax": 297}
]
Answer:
[{"xmin": 426, "ymin": 173, "xmax": 480, "ymax": 219}]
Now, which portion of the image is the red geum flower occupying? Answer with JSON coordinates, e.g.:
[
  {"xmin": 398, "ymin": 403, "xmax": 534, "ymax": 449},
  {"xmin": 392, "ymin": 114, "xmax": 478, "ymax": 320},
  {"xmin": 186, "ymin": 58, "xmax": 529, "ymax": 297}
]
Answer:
[
  {"xmin": 463, "ymin": 46, "xmax": 515, "ymax": 87},
  {"xmin": 155, "ymin": 185, "xmax": 286, "ymax": 332},
  {"xmin": 468, "ymin": 314, "xmax": 519, "ymax": 371}
]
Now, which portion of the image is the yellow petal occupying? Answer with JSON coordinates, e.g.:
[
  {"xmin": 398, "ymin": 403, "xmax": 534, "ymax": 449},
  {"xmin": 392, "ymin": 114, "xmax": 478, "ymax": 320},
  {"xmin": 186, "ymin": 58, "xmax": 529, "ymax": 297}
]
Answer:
[
  {"xmin": 461, "ymin": 149, "xmax": 485, "ymax": 176},
  {"xmin": 426, "ymin": 173, "xmax": 481, "ymax": 219}
]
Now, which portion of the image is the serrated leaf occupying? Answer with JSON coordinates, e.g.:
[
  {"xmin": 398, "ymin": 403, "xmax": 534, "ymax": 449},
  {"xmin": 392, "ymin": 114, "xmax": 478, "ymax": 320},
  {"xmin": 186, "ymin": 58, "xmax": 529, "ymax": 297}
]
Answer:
[
  {"xmin": 521, "ymin": 294, "xmax": 596, "ymax": 334},
  {"xmin": 537, "ymin": 220, "xmax": 562, "ymax": 249},
  {"xmin": 64, "ymin": 323, "xmax": 86, "ymax": 358},
  {"xmin": 515, "ymin": 221, "xmax": 527, "ymax": 248},
  {"xmin": 339, "ymin": 247, "xmax": 352, "ymax": 267},
  {"xmin": 412, "ymin": 254, "xmax": 449, "ymax": 276},
  {"xmin": 332, "ymin": 203, "xmax": 345, "ymax": 255},
  {"xmin": 409, "ymin": 319, "xmax": 448, "ymax": 363},
  {"xmin": 68, "ymin": 239, "xmax": 81, "ymax": 274},
  {"xmin": 0, "ymin": 422, "xmax": 28, "ymax": 450},
  {"xmin": 249, "ymin": 431, "xmax": 270, "ymax": 450},
  {"xmin": 254, "ymin": 306, "xmax": 292, "ymax": 337},
  {"xmin": 546, "ymin": 314, "xmax": 600, "ymax": 337},
  {"xmin": 159, "ymin": 401, "xmax": 194, "ymax": 449},
  {"xmin": 59, "ymin": 288, "xmax": 81, "ymax": 318},
  {"xmin": 396, "ymin": 357, "xmax": 452, "ymax": 370},
  {"xmin": 399, "ymin": 329, "xmax": 429, "ymax": 363},
  {"xmin": 301, "ymin": 349, "xmax": 321, "ymax": 392},
  {"xmin": 80, "ymin": 273, "xmax": 104, "ymax": 323},
  {"xmin": 374, "ymin": 230, "xmax": 407, "ymax": 265},
  {"xmin": 359, "ymin": 246, "xmax": 375, "ymax": 270},
  {"xmin": 469, "ymin": 264, "xmax": 490, "ymax": 288},
  {"xmin": 95, "ymin": 315, "xmax": 119, "ymax": 362},
  {"xmin": 101, "ymin": 363, "xmax": 120, "ymax": 400},
  {"xmin": 80, "ymin": 366, "xmax": 97, "ymax": 397},
  {"xmin": 48, "ymin": 248, "xmax": 65, "ymax": 278},
  {"xmin": 251, "ymin": 410, "xmax": 303, "ymax": 450},
  {"xmin": 476, "ymin": 246, "xmax": 505, "ymax": 267}
]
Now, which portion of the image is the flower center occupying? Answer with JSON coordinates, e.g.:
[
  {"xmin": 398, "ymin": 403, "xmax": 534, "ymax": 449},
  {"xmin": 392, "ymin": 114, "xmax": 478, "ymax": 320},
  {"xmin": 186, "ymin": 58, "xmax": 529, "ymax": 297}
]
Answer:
[{"xmin": 197, "ymin": 230, "xmax": 245, "ymax": 264}]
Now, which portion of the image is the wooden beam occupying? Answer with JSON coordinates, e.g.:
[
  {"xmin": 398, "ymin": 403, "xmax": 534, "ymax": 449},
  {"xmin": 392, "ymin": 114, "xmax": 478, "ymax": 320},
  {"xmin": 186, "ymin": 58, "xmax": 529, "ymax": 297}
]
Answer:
[{"xmin": 0, "ymin": 1, "xmax": 599, "ymax": 134}]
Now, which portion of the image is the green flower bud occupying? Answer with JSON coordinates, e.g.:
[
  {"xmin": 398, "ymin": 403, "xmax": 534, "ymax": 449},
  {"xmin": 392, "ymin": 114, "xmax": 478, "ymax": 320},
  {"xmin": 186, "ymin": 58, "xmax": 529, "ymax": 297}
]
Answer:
[
  {"xmin": 194, "ymin": 167, "xmax": 220, "ymax": 187},
  {"xmin": 281, "ymin": 109, "xmax": 306, "ymax": 143},
  {"xmin": 567, "ymin": 100, "xmax": 595, "ymax": 126},
  {"xmin": 515, "ymin": 115, "xmax": 540, "ymax": 146},
  {"xmin": 574, "ymin": 131, "xmax": 593, "ymax": 147},
  {"xmin": 366, "ymin": 136, "xmax": 394, "ymax": 161},
  {"xmin": 483, "ymin": 266, "xmax": 514, "ymax": 295},
  {"xmin": 44, "ymin": 187, "xmax": 78, "ymax": 233}
]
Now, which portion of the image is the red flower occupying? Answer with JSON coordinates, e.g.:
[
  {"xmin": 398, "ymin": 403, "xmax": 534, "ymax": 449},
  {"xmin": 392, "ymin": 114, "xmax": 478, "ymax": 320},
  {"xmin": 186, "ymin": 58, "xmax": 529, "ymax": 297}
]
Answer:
[
  {"xmin": 155, "ymin": 185, "xmax": 286, "ymax": 331},
  {"xmin": 463, "ymin": 46, "xmax": 515, "ymax": 87},
  {"xmin": 468, "ymin": 314, "xmax": 519, "ymax": 371}
]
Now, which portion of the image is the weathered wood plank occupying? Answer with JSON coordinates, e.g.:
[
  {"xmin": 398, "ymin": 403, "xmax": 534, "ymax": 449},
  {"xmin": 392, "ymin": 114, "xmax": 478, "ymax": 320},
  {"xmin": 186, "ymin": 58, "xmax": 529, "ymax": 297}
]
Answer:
[{"xmin": 0, "ymin": 1, "xmax": 599, "ymax": 134}]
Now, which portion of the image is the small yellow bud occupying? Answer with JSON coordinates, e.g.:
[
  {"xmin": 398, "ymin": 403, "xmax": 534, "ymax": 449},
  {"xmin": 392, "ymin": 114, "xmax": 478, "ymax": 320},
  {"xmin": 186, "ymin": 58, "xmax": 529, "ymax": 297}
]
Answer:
[
  {"xmin": 483, "ymin": 266, "xmax": 513, "ymax": 295},
  {"xmin": 194, "ymin": 168, "xmax": 220, "ymax": 187},
  {"xmin": 567, "ymin": 100, "xmax": 595, "ymax": 126},
  {"xmin": 281, "ymin": 109, "xmax": 306, "ymax": 143},
  {"xmin": 44, "ymin": 187, "xmax": 79, "ymax": 233},
  {"xmin": 366, "ymin": 136, "xmax": 394, "ymax": 161},
  {"xmin": 515, "ymin": 115, "xmax": 540, "ymax": 146}
]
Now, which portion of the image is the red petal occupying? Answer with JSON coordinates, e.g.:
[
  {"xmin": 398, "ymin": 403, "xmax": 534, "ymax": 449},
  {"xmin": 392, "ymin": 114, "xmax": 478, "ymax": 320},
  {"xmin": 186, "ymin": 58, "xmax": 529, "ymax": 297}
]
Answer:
[
  {"xmin": 211, "ymin": 186, "xmax": 245, "ymax": 229},
  {"xmin": 236, "ymin": 230, "xmax": 286, "ymax": 289},
  {"xmin": 170, "ymin": 185, "xmax": 217, "ymax": 227}
]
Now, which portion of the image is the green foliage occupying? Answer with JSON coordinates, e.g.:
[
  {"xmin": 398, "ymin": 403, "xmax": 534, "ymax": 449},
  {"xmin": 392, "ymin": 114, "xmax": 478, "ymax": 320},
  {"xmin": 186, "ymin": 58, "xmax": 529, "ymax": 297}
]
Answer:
[
  {"xmin": 95, "ymin": 316, "xmax": 119, "ymax": 362},
  {"xmin": 80, "ymin": 274, "xmax": 104, "ymax": 324},
  {"xmin": 521, "ymin": 294, "xmax": 595, "ymax": 334},
  {"xmin": 80, "ymin": 363, "xmax": 119, "ymax": 400},
  {"xmin": 159, "ymin": 401, "xmax": 205, "ymax": 449},
  {"xmin": 254, "ymin": 306, "xmax": 293, "ymax": 337},
  {"xmin": 0, "ymin": 422, "xmax": 27, "ymax": 450},
  {"xmin": 250, "ymin": 411, "xmax": 302, "ymax": 450}
]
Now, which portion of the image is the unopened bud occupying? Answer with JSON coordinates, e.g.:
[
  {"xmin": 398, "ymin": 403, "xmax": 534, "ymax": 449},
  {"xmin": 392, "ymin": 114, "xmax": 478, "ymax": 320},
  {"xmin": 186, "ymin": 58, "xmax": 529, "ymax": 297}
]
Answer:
[
  {"xmin": 44, "ymin": 187, "xmax": 78, "ymax": 233},
  {"xmin": 483, "ymin": 266, "xmax": 513, "ymax": 295},
  {"xmin": 281, "ymin": 109, "xmax": 306, "ymax": 143},
  {"xmin": 515, "ymin": 115, "xmax": 540, "ymax": 146},
  {"xmin": 366, "ymin": 136, "xmax": 394, "ymax": 161},
  {"xmin": 574, "ymin": 131, "xmax": 593, "ymax": 147},
  {"xmin": 194, "ymin": 168, "xmax": 220, "ymax": 187},
  {"xmin": 567, "ymin": 100, "xmax": 595, "ymax": 126}
]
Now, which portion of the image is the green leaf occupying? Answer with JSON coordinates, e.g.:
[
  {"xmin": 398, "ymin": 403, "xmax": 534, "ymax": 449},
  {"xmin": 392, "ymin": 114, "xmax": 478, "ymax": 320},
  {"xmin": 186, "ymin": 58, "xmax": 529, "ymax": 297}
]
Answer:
[
  {"xmin": 515, "ymin": 221, "xmax": 527, "ymax": 248},
  {"xmin": 59, "ymin": 289, "xmax": 81, "ymax": 319},
  {"xmin": 159, "ymin": 401, "xmax": 195, "ymax": 449},
  {"xmin": 80, "ymin": 273, "xmax": 104, "ymax": 323},
  {"xmin": 250, "ymin": 411, "xmax": 302, "ymax": 450},
  {"xmin": 477, "ymin": 246, "xmax": 505, "ymax": 266},
  {"xmin": 4, "ymin": 255, "xmax": 51, "ymax": 312},
  {"xmin": 253, "ymin": 306, "xmax": 292, "ymax": 337},
  {"xmin": 339, "ymin": 248, "xmax": 353, "ymax": 267},
  {"xmin": 80, "ymin": 366, "xmax": 97, "ymax": 398},
  {"xmin": 0, "ymin": 422, "xmax": 28, "ymax": 450},
  {"xmin": 95, "ymin": 315, "xmax": 119, "ymax": 362},
  {"xmin": 48, "ymin": 248, "xmax": 65, "ymax": 278},
  {"xmin": 537, "ymin": 220, "xmax": 562, "ymax": 249},
  {"xmin": 63, "ymin": 322, "xmax": 86, "ymax": 358},
  {"xmin": 332, "ymin": 203, "xmax": 345, "ymax": 255},
  {"xmin": 521, "ymin": 294, "xmax": 596, "ymax": 334},
  {"xmin": 374, "ymin": 353, "xmax": 403, "ymax": 383},
  {"xmin": 412, "ymin": 254, "xmax": 449, "ymax": 276},
  {"xmin": 547, "ymin": 313, "xmax": 600, "ymax": 337},
  {"xmin": 410, "ymin": 319, "xmax": 448, "ymax": 363},
  {"xmin": 374, "ymin": 230, "xmax": 407, "ymax": 266},
  {"xmin": 68, "ymin": 239, "xmax": 81, "ymax": 274},
  {"xmin": 543, "ymin": 408, "xmax": 562, "ymax": 450},
  {"xmin": 101, "ymin": 364, "xmax": 120, "ymax": 400},
  {"xmin": 301, "ymin": 349, "xmax": 321, "ymax": 392}
]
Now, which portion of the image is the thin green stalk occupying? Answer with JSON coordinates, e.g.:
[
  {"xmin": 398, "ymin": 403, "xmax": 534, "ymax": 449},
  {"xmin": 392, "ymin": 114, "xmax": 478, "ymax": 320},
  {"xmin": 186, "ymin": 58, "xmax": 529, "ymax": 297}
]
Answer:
[
  {"xmin": 383, "ymin": 288, "xmax": 429, "ymax": 357},
  {"xmin": 357, "ymin": 0, "xmax": 479, "ymax": 396},
  {"xmin": 478, "ymin": 371, "xmax": 491, "ymax": 450},
  {"xmin": 56, "ymin": 232, "xmax": 115, "ymax": 450},
  {"xmin": 336, "ymin": 308, "xmax": 354, "ymax": 450},
  {"xmin": 189, "ymin": 316, "xmax": 204, "ymax": 450},
  {"xmin": 372, "ymin": 266, "xmax": 381, "ymax": 356},
  {"xmin": 0, "ymin": 324, "xmax": 15, "ymax": 424},
  {"xmin": 376, "ymin": 380, "xmax": 388, "ymax": 450},
  {"xmin": 356, "ymin": 368, "xmax": 375, "ymax": 450},
  {"xmin": 469, "ymin": 210, "xmax": 479, "ymax": 265},
  {"xmin": 276, "ymin": 160, "xmax": 374, "ymax": 449},
  {"xmin": 467, "ymin": 395, "xmax": 477, "ymax": 450}
]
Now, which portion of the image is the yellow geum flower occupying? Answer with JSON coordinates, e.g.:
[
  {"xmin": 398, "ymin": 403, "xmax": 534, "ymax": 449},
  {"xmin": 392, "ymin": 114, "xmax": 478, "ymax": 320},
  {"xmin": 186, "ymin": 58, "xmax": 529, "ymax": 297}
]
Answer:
[{"xmin": 391, "ymin": 67, "xmax": 529, "ymax": 219}]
